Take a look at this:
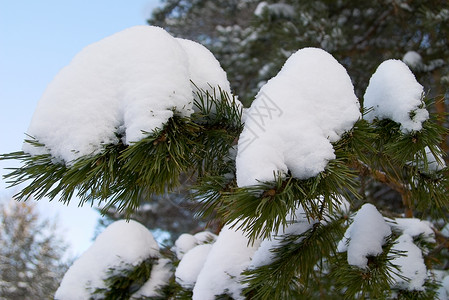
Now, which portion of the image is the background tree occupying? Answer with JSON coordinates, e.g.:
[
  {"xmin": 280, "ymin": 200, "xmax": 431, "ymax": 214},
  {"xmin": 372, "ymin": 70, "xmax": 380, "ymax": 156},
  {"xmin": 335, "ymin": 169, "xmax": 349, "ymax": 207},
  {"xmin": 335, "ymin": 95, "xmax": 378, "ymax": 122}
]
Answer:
[
  {"xmin": 0, "ymin": 198, "xmax": 69, "ymax": 299},
  {"xmin": 149, "ymin": 0, "xmax": 448, "ymax": 145}
]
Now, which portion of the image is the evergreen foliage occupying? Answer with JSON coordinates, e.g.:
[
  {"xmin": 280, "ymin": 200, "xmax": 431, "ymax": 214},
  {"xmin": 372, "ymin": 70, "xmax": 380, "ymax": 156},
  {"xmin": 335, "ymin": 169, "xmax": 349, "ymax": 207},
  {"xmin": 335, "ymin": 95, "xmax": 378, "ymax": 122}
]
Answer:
[
  {"xmin": 243, "ymin": 217, "xmax": 346, "ymax": 299},
  {"xmin": 1, "ymin": 87, "xmax": 242, "ymax": 217},
  {"xmin": 93, "ymin": 257, "xmax": 157, "ymax": 299},
  {"xmin": 3, "ymin": 88, "xmax": 449, "ymax": 298},
  {"xmin": 149, "ymin": 0, "xmax": 449, "ymax": 126}
]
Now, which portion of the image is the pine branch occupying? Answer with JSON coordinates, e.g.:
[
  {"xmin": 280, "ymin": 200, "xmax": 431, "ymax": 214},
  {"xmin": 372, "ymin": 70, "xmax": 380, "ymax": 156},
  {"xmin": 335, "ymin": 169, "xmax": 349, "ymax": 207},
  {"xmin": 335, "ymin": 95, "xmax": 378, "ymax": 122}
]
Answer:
[
  {"xmin": 93, "ymin": 256, "xmax": 158, "ymax": 299},
  {"xmin": 133, "ymin": 247, "xmax": 193, "ymax": 300},
  {"xmin": 218, "ymin": 155, "xmax": 358, "ymax": 243},
  {"xmin": 242, "ymin": 216, "xmax": 346, "ymax": 299},
  {"xmin": 191, "ymin": 84, "xmax": 243, "ymax": 177},
  {"xmin": 1, "ymin": 115, "xmax": 201, "ymax": 215},
  {"xmin": 352, "ymin": 159, "xmax": 414, "ymax": 217},
  {"xmin": 1, "ymin": 88, "xmax": 243, "ymax": 217},
  {"xmin": 331, "ymin": 234, "xmax": 405, "ymax": 299},
  {"xmin": 391, "ymin": 279, "xmax": 439, "ymax": 300},
  {"xmin": 352, "ymin": 103, "xmax": 448, "ymax": 218}
]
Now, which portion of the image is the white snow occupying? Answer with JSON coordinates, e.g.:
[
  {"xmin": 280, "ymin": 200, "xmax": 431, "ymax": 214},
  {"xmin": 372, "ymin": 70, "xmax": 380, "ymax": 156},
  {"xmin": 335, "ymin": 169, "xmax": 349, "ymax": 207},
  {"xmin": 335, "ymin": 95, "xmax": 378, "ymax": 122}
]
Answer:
[
  {"xmin": 192, "ymin": 224, "xmax": 261, "ymax": 300},
  {"xmin": 338, "ymin": 208, "xmax": 430, "ymax": 289},
  {"xmin": 131, "ymin": 258, "xmax": 172, "ymax": 298},
  {"xmin": 423, "ymin": 146, "xmax": 446, "ymax": 173},
  {"xmin": 364, "ymin": 59, "xmax": 428, "ymax": 133},
  {"xmin": 193, "ymin": 231, "xmax": 217, "ymax": 244},
  {"xmin": 254, "ymin": 2, "xmax": 267, "ymax": 16},
  {"xmin": 236, "ymin": 47, "xmax": 360, "ymax": 187},
  {"xmin": 402, "ymin": 51, "xmax": 422, "ymax": 69},
  {"xmin": 175, "ymin": 38, "xmax": 232, "ymax": 104},
  {"xmin": 174, "ymin": 233, "xmax": 198, "ymax": 260},
  {"xmin": 391, "ymin": 218, "xmax": 435, "ymax": 243},
  {"xmin": 55, "ymin": 220, "xmax": 160, "ymax": 300},
  {"xmin": 23, "ymin": 26, "xmax": 235, "ymax": 164},
  {"xmin": 391, "ymin": 234, "xmax": 427, "ymax": 291},
  {"xmin": 439, "ymin": 275, "xmax": 449, "ymax": 300},
  {"xmin": 254, "ymin": 2, "xmax": 295, "ymax": 18},
  {"xmin": 408, "ymin": 146, "xmax": 446, "ymax": 174},
  {"xmin": 173, "ymin": 231, "xmax": 217, "ymax": 260},
  {"xmin": 175, "ymin": 244, "xmax": 213, "ymax": 288},
  {"xmin": 338, "ymin": 203, "xmax": 391, "ymax": 269}
]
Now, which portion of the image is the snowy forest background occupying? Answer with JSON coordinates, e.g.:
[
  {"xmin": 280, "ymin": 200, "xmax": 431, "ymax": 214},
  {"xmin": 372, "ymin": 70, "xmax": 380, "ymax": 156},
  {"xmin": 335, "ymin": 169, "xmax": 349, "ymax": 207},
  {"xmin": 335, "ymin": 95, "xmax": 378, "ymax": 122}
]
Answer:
[{"xmin": 1, "ymin": 0, "xmax": 449, "ymax": 299}]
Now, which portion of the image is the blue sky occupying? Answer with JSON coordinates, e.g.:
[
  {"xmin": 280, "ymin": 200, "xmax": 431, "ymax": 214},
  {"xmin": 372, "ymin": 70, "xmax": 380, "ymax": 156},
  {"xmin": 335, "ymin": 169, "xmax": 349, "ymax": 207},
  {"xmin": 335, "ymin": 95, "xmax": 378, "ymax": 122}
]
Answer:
[{"xmin": 0, "ymin": 0, "xmax": 159, "ymax": 256}]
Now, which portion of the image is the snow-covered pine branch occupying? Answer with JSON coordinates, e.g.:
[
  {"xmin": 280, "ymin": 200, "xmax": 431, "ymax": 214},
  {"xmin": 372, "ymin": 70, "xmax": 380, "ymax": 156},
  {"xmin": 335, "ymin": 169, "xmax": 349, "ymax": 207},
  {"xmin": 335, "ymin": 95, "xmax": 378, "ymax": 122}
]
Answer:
[{"xmin": 1, "ymin": 24, "xmax": 449, "ymax": 299}]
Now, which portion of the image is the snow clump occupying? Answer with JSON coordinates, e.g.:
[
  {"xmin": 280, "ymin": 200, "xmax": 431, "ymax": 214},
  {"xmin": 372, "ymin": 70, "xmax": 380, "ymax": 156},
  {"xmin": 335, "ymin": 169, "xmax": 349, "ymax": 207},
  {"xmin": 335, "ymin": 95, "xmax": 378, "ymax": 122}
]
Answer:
[
  {"xmin": 175, "ymin": 37, "xmax": 232, "ymax": 108},
  {"xmin": 173, "ymin": 231, "xmax": 217, "ymax": 260},
  {"xmin": 132, "ymin": 258, "xmax": 172, "ymax": 298},
  {"xmin": 236, "ymin": 47, "xmax": 360, "ymax": 187},
  {"xmin": 23, "ymin": 26, "xmax": 233, "ymax": 164},
  {"xmin": 390, "ymin": 234, "xmax": 427, "ymax": 291},
  {"xmin": 174, "ymin": 233, "xmax": 199, "ymax": 260},
  {"xmin": 173, "ymin": 231, "xmax": 218, "ymax": 288},
  {"xmin": 364, "ymin": 59, "xmax": 428, "ymax": 133},
  {"xmin": 421, "ymin": 146, "xmax": 446, "ymax": 173},
  {"xmin": 338, "ymin": 203, "xmax": 391, "ymax": 269},
  {"xmin": 192, "ymin": 224, "xmax": 261, "ymax": 300},
  {"xmin": 175, "ymin": 244, "xmax": 213, "ymax": 288},
  {"xmin": 391, "ymin": 217, "xmax": 435, "ymax": 243},
  {"xmin": 55, "ymin": 220, "xmax": 161, "ymax": 300},
  {"xmin": 402, "ymin": 51, "xmax": 422, "ymax": 69}
]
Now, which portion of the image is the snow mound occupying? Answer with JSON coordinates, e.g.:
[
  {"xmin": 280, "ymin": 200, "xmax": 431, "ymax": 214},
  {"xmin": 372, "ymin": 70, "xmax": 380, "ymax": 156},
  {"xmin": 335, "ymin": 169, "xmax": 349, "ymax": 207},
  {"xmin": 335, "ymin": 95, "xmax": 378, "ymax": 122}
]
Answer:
[
  {"xmin": 55, "ymin": 220, "xmax": 159, "ymax": 300},
  {"xmin": 192, "ymin": 224, "xmax": 261, "ymax": 299},
  {"xmin": 174, "ymin": 233, "xmax": 198, "ymax": 260},
  {"xmin": 23, "ymin": 26, "xmax": 233, "ymax": 164},
  {"xmin": 391, "ymin": 234, "xmax": 427, "ymax": 291},
  {"xmin": 338, "ymin": 204, "xmax": 391, "ymax": 269},
  {"xmin": 175, "ymin": 244, "xmax": 213, "ymax": 288},
  {"xmin": 131, "ymin": 258, "xmax": 172, "ymax": 298},
  {"xmin": 364, "ymin": 59, "xmax": 428, "ymax": 133},
  {"xmin": 236, "ymin": 47, "xmax": 360, "ymax": 187},
  {"xmin": 176, "ymin": 38, "xmax": 232, "ymax": 105},
  {"xmin": 391, "ymin": 217, "xmax": 435, "ymax": 243},
  {"xmin": 173, "ymin": 231, "xmax": 217, "ymax": 260},
  {"xmin": 402, "ymin": 51, "xmax": 422, "ymax": 69}
]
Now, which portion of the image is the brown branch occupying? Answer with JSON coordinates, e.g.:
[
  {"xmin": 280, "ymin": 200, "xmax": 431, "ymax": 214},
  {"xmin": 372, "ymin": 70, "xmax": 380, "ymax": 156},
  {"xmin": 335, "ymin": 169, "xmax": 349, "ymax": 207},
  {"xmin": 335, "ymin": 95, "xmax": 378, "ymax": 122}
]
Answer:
[
  {"xmin": 353, "ymin": 160, "xmax": 413, "ymax": 217},
  {"xmin": 427, "ymin": 229, "xmax": 449, "ymax": 269}
]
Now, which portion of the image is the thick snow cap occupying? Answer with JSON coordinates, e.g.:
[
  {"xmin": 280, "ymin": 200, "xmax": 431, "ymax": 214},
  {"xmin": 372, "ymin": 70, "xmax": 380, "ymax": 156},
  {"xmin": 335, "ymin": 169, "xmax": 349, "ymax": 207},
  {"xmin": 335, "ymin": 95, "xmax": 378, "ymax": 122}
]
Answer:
[
  {"xmin": 391, "ymin": 234, "xmax": 427, "ymax": 291},
  {"xmin": 192, "ymin": 224, "xmax": 261, "ymax": 299},
  {"xmin": 55, "ymin": 220, "xmax": 160, "ymax": 300},
  {"xmin": 175, "ymin": 38, "xmax": 231, "ymax": 102},
  {"xmin": 23, "ymin": 26, "xmax": 232, "ymax": 163},
  {"xmin": 364, "ymin": 59, "xmax": 428, "ymax": 133},
  {"xmin": 236, "ymin": 47, "xmax": 360, "ymax": 187},
  {"xmin": 338, "ymin": 204, "xmax": 391, "ymax": 269}
]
